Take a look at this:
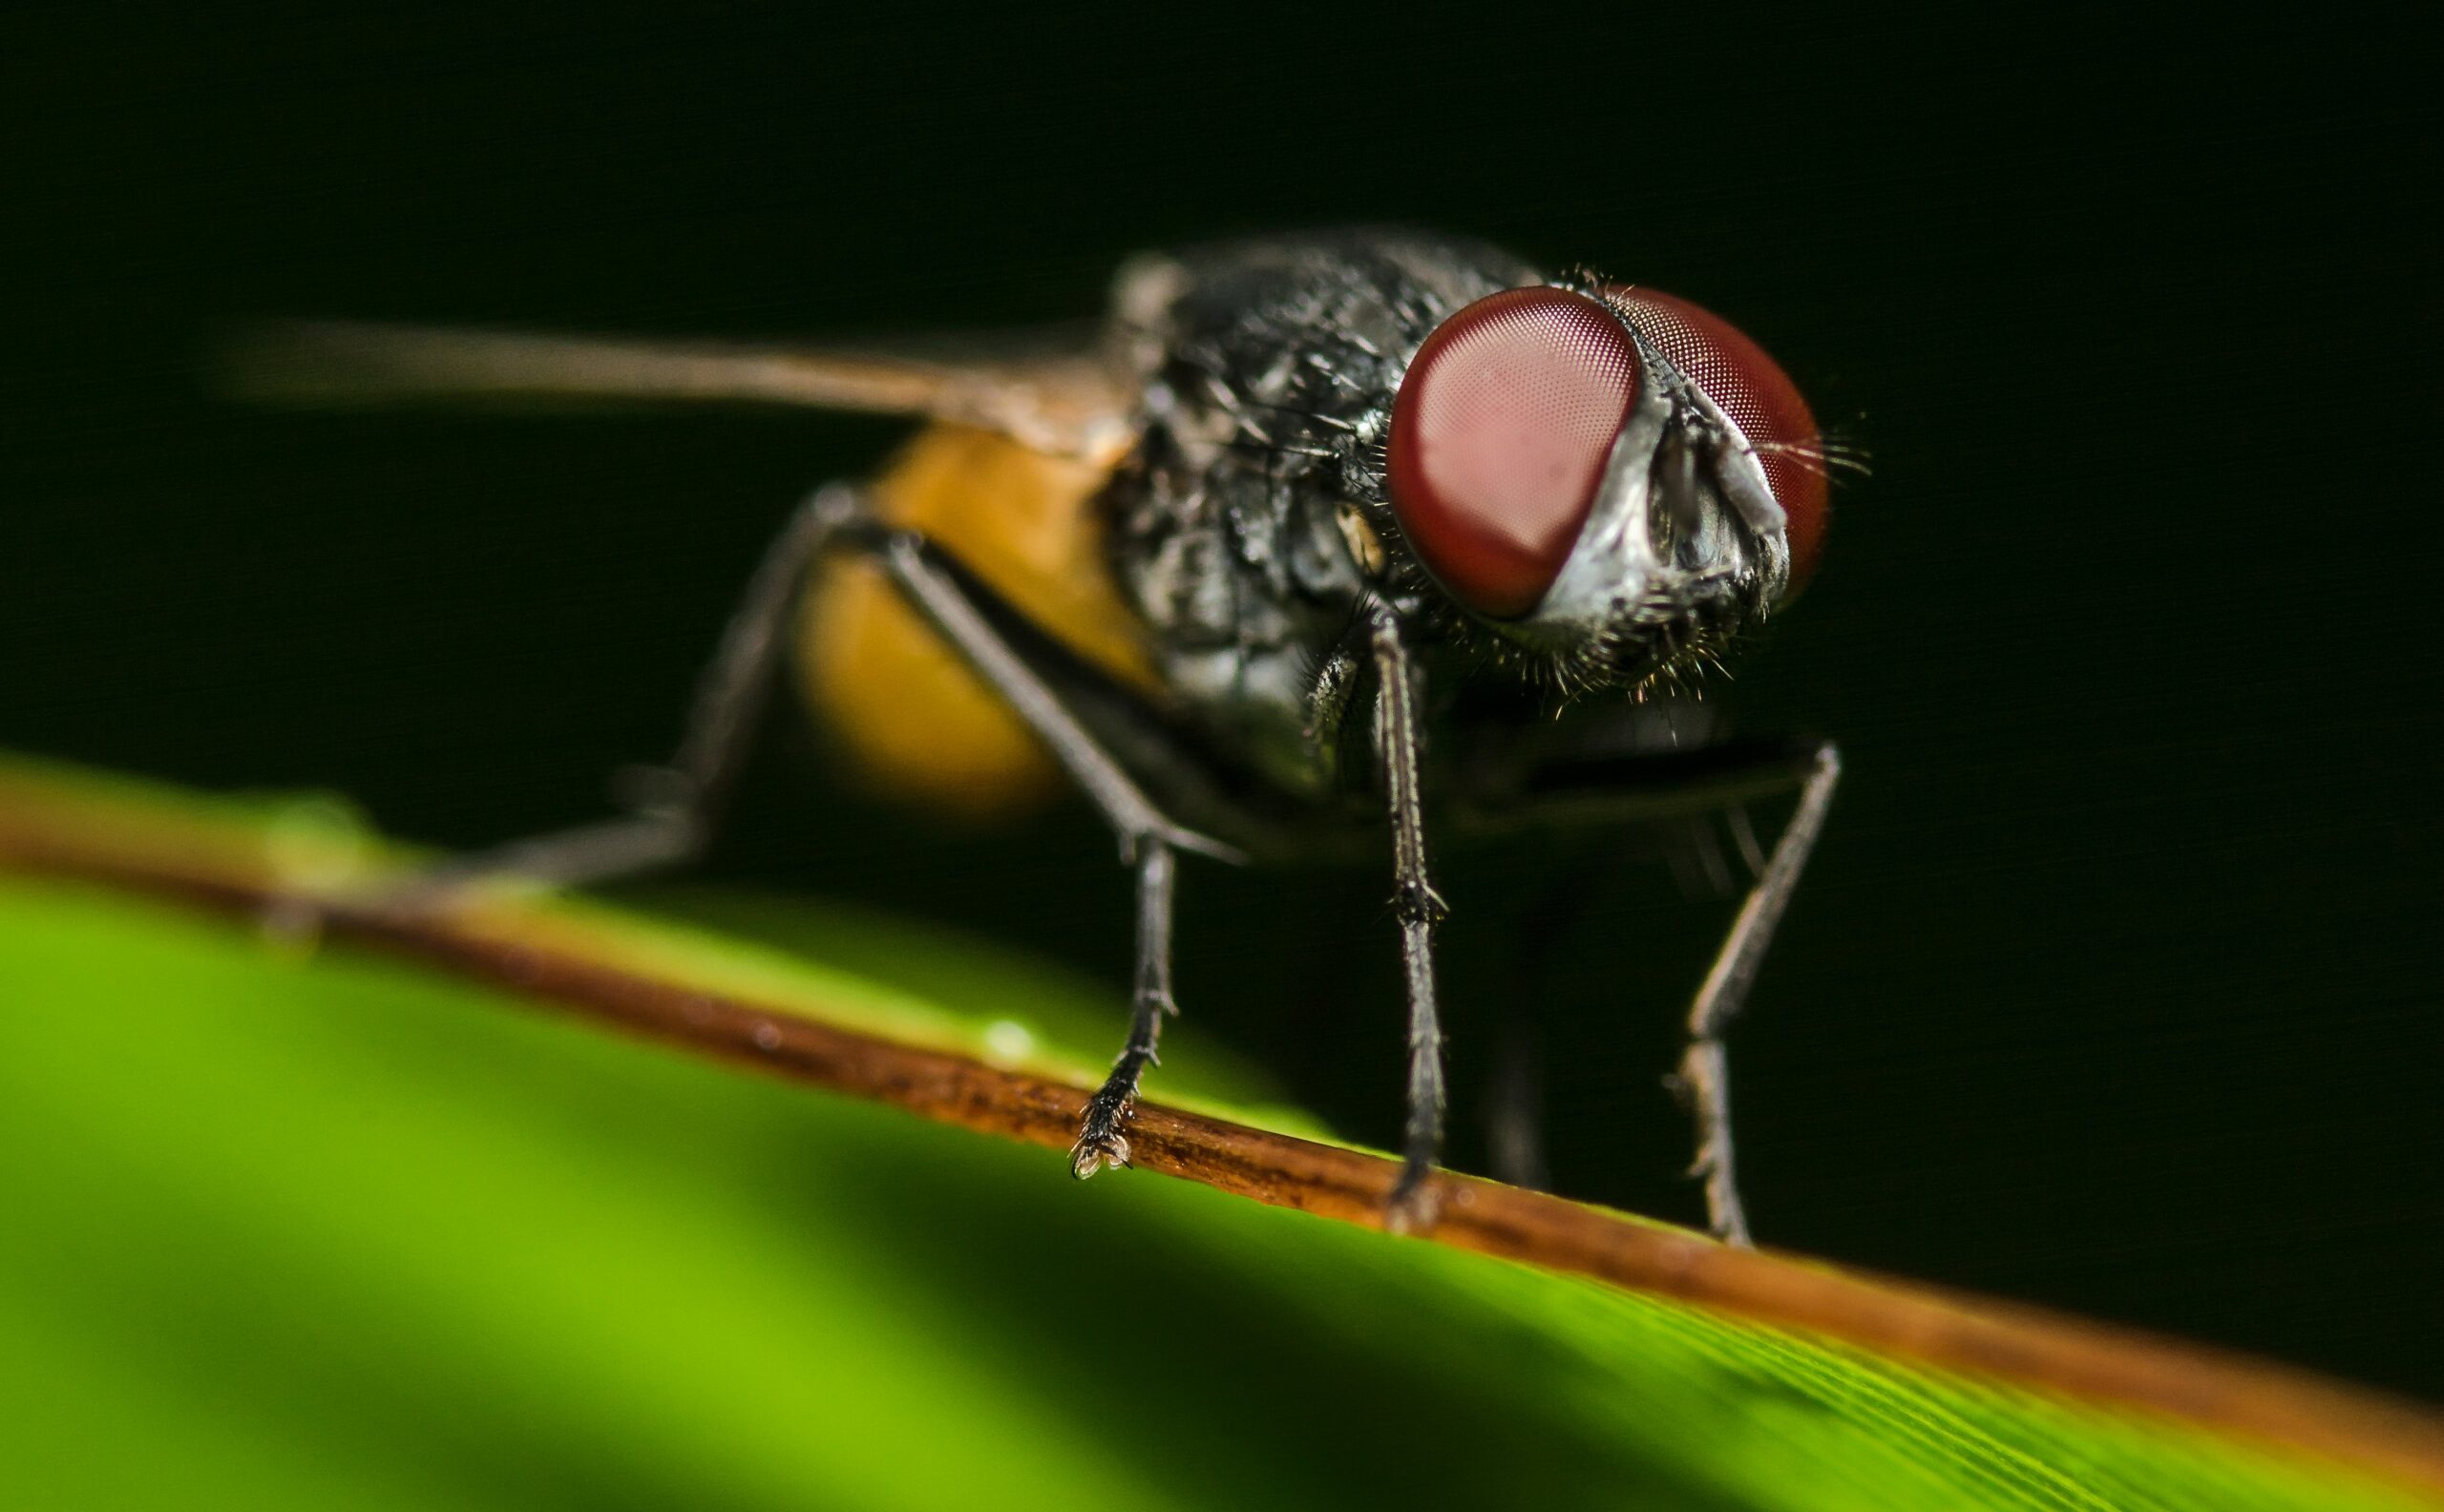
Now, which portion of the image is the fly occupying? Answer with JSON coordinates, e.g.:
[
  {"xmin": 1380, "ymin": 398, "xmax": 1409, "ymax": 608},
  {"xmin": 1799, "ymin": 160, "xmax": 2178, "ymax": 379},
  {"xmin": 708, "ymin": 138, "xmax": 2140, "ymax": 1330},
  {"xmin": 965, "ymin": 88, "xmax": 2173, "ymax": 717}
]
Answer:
[{"xmin": 233, "ymin": 230, "xmax": 1848, "ymax": 1242}]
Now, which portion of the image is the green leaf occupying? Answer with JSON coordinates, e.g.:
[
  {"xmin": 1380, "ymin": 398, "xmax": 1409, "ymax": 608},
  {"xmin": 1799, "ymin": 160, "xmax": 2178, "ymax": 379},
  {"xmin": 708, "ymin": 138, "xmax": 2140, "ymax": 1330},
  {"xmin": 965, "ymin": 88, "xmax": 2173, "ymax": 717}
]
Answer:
[{"xmin": 0, "ymin": 755, "xmax": 2434, "ymax": 1511}]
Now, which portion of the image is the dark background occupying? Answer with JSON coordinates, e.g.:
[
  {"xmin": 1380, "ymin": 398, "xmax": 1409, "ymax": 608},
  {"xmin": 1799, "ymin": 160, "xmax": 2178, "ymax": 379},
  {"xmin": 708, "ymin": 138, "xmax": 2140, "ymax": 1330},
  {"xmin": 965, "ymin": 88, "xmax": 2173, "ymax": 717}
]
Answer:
[{"xmin": 6, "ymin": 6, "xmax": 2436, "ymax": 1399}]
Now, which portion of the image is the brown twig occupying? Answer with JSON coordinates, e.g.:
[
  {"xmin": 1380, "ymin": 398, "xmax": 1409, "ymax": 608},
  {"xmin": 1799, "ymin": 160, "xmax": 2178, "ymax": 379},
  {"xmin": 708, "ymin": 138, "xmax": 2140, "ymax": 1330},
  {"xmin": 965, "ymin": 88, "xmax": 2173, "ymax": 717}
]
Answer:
[{"xmin": 1, "ymin": 759, "xmax": 2439, "ymax": 1498}]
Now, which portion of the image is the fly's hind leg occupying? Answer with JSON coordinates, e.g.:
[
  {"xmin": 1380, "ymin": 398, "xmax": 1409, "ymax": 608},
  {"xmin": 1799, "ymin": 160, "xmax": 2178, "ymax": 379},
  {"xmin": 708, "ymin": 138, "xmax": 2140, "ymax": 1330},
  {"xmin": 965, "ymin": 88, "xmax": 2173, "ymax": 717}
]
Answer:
[
  {"xmin": 369, "ymin": 466, "xmax": 1238, "ymax": 1182},
  {"xmin": 356, "ymin": 483, "xmax": 866, "ymax": 911}
]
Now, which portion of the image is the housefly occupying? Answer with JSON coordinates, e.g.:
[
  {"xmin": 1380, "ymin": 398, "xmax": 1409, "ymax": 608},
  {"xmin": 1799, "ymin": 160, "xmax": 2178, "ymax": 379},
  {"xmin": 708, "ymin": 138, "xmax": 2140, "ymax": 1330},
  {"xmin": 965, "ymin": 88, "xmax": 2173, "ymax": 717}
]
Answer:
[{"xmin": 235, "ymin": 230, "xmax": 1846, "ymax": 1242}]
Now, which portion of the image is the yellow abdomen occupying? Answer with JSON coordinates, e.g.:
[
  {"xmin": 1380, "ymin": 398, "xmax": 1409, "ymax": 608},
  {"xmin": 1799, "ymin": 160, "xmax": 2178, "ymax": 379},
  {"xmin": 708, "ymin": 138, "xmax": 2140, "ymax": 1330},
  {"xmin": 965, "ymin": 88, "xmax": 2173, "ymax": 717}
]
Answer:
[{"xmin": 797, "ymin": 424, "xmax": 1151, "ymax": 817}]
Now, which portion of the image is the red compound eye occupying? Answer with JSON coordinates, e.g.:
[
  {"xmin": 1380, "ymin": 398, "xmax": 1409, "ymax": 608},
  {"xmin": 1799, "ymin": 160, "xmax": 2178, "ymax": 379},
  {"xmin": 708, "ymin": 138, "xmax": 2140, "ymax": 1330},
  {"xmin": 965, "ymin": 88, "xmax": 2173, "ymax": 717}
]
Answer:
[
  {"xmin": 1386, "ymin": 286, "xmax": 1641, "ymax": 618},
  {"xmin": 1606, "ymin": 286, "xmax": 1828, "ymax": 597}
]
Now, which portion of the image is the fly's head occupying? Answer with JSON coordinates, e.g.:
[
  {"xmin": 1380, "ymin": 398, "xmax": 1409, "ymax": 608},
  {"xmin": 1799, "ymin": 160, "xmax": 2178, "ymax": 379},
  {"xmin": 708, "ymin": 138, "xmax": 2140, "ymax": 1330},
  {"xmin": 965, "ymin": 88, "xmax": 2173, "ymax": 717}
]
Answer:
[{"xmin": 1374, "ymin": 279, "xmax": 1830, "ymax": 696}]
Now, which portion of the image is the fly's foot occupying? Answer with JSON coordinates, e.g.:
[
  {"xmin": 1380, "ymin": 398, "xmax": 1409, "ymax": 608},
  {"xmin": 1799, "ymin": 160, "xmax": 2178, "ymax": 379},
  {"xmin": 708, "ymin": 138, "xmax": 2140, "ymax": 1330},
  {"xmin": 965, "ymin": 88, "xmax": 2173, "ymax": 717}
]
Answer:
[
  {"xmin": 1673, "ymin": 1040, "xmax": 1754, "ymax": 1246},
  {"xmin": 1685, "ymin": 1133, "xmax": 1754, "ymax": 1246},
  {"xmin": 261, "ymin": 866, "xmax": 472, "ymax": 956},
  {"xmin": 1383, "ymin": 1161, "xmax": 1445, "ymax": 1236},
  {"xmin": 354, "ymin": 871, "xmax": 484, "ymax": 920},
  {"xmin": 256, "ymin": 793, "xmax": 381, "ymax": 952},
  {"xmin": 1069, "ymin": 1087, "xmax": 1136, "ymax": 1179}
]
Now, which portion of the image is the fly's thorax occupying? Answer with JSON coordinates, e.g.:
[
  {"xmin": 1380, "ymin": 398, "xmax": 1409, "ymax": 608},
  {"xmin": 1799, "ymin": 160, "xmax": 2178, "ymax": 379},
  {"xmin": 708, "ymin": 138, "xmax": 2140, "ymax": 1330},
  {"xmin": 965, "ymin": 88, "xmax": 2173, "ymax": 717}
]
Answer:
[
  {"xmin": 1094, "ymin": 429, "xmax": 1361, "ymax": 795},
  {"xmin": 1098, "ymin": 233, "xmax": 1540, "ymax": 784}
]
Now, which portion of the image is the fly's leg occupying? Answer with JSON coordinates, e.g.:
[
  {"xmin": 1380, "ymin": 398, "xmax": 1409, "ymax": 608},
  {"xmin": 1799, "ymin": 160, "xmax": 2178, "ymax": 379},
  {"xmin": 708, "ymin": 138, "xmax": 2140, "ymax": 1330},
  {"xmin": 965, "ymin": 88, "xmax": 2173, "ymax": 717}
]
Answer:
[
  {"xmin": 1484, "ymin": 852, "xmax": 1607, "ymax": 1191},
  {"xmin": 854, "ymin": 528, "xmax": 1231, "ymax": 866},
  {"xmin": 1674, "ymin": 742, "xmax": 1840, "ymax": 1245},
  {"xmin": 339, "ymin": 483, "xmax": 863, "ymax": 913},
  {"xmin": 373, "ymin": 468, "xmax": 1237, "ymax": 1177},
  {"xmin": 1451, "ymin": 735, "xmax": 1841, "ymax": 1244},
  {"xmin": 1368, "ymin": 607, "xmax": 1450, "ymax": 1233},
  {"xmin": 1486, "ymin": 1015, "xmax": 1549, "ymax": 1192},
  {"xmin": 843, "ymin": 522, "xmax": 1240, "ymax": 1178},
  {"xmin": 1069, "ymin": 841, "xmax": 1176, "ymax": 1176}
]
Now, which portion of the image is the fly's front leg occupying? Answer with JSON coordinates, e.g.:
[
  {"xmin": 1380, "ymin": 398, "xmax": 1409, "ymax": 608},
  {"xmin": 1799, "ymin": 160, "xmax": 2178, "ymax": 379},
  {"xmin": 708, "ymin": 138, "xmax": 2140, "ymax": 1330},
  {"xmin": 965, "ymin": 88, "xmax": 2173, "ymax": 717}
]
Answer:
[
  {"xmin": 1451, "ymin": 734, "xmax": 1841, "ymax": 1243},
  {"xmin": 1369, "ymin": 607, "xmax": 1450, "ymax": 1232},
  {"xmin": 1675, "ymin": 742, "xmax": 1840, "ymax": 1245}
]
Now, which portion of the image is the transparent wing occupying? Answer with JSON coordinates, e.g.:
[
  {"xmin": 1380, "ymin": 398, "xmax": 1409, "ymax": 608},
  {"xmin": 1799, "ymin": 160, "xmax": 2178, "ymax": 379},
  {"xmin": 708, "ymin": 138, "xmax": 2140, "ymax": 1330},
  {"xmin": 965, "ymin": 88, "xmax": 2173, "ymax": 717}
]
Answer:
[{"xmin": 221, "ymin": 319, "xmax": 1138, "ymax": 458}]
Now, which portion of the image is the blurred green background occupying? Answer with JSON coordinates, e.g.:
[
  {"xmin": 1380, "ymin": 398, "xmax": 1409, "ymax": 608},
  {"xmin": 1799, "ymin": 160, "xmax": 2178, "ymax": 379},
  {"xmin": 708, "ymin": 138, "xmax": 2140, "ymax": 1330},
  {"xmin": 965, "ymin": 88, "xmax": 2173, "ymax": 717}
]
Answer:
[
  {"xmin": 3, "ymin": 0, "xmax": 2435, "ymax": 1456},
  {"xmin": 10, "ymin": 859, "xmax": 2424, "ymax": 1511}
]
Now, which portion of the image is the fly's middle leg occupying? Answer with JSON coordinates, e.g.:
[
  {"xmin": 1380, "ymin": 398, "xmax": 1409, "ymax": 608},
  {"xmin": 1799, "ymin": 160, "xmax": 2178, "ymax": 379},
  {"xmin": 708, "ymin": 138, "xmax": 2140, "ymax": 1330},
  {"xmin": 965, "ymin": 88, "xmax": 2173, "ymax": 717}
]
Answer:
[
  {"xmin": 848, "ymin": 521, "xmax": 1243, "ymax": 1181},
  {"xmin": 1070, "ymin": 840, "xmax": 1177, "ymax": 1176}
]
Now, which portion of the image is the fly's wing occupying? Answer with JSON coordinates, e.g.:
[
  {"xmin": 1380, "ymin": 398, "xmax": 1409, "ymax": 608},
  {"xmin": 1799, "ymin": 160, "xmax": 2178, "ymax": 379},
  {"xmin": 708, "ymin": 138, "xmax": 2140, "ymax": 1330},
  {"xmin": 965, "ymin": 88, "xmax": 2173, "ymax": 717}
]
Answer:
[{"xmin": 221, "ymin": 319, "xmax": 1139, "ymax": 459}]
